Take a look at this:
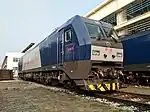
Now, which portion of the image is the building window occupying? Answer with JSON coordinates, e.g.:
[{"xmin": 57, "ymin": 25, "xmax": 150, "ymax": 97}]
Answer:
[
  {"xmin": 127, "ymin": 17, "xmax": 150, "ymax": 35},
  {"xmin": 118, "ymin": 17, "xmax": 150, "ymax": 36},
  {"xmin": 101, "ymin": 13, "xmax": 117, "ymax": 26},
  {"xmin": 65, "ymin": 29, "xmax": 72, "ymax": 42},
  {"xmin": 13, "ymin": 58, "xmax": 20, "ymax": 62},
  {"xmin": 126, "ymin": 0, "xmax": 150, "ymax": 20}
]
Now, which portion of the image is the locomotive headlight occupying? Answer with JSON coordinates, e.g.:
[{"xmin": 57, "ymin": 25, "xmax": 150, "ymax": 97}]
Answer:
[
  {"xmin": 116, "ymin": 52, "xmax": 122, "ymax": 57},
  {"xmin": 92, "ymin": 50, "xmax": 100, "ymax": 56}
]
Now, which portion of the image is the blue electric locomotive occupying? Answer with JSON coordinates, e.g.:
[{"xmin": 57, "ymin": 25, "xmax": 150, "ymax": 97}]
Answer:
[
  {"xmin": 18, "ymin": 15, "xmax": 123, "ymax": 91},
  {"xmin": 121, "ymin": 29, "xmax": 150, "ymax": 85}
]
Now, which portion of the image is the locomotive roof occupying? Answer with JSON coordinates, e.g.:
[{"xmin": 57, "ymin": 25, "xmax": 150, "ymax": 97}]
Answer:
[
  {"xmin": 57, "ymin": 15, "xmax": 113, "ymax": 31},
  {"xmin": 23, "ymin": 15, "xmax": 113, "ymax": 55}
]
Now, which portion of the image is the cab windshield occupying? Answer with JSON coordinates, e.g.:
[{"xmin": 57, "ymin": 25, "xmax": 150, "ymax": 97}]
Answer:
[
  {"xmin": 85, "ymin": 22, "xmax": 119, "ymax": 42},
  {"xmin": 85, "ymin": 23, "xmax": 104, "ymax": 40},
  {"xmin": 102, "ymin": 25, "xmax": 119, "ymax": 41}
]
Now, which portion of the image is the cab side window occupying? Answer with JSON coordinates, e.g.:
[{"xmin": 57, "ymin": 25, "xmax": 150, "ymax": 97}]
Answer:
[{"xmin": 65, "ymin": 29, "xmax": 72, "ymax": 42}]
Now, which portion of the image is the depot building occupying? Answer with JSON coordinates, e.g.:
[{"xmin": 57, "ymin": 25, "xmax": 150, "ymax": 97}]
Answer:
[{"xmin": 85, "ymin": 0, "xmax": 150, "ymax": 37}]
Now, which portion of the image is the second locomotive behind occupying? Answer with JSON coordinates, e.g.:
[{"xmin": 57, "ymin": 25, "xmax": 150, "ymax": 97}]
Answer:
[{"xmin": 18, "ymin": 15, "xmax": 123, "ymax": 91}]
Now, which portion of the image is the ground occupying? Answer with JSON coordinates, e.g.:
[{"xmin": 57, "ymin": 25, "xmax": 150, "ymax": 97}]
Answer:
[{"xmin": 0, "ymin": 80, "xmax": 130, "ymax": 112}]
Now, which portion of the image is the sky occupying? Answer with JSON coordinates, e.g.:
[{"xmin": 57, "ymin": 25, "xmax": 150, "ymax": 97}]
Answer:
[{"xmin": 0, "ymin": 0, "xmax": 104, "ymax": 64}]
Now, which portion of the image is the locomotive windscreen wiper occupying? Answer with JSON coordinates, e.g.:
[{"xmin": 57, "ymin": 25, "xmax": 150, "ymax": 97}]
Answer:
[
  {"xmin": 108, "ymin": 29, "xmax": 119, "ymax": 43},
  {"xmin": 98, "ymin": 21, "xmax": 119, "ymax": 43},
  {"xmin": 91, "ymin": 33, "xmax": 106, "ymax": 41}
]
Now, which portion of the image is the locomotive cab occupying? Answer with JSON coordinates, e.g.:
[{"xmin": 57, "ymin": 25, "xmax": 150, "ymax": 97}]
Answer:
[{"xmin": 82, "ymin": 18, "xmax": 123, "ymax": 91}]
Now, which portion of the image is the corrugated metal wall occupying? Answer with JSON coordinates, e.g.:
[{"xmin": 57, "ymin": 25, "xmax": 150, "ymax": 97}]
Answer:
[{"xmin": 0, "ymin": 69, "xmax": 13, "ymax": 80}]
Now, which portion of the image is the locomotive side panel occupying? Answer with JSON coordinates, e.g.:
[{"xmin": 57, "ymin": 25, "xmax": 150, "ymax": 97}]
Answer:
[
  {"xmin": 22, "ymin": 46, "xmax": 41, "ymax": 71},
  {"xmin": 122, "ymin": 30, "xmax": 150, "ymax": 71},
  {"xmin": 39, "ymin": 32, "xmax": 58, "ymax": 67},
  {"xmin": 121, "ymin": 30, "xmax": 150, "ymax": 86}
]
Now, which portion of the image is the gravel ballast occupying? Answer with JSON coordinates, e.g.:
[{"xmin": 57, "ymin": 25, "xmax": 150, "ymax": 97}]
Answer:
[{"xmin": 0, "ymin": 80, "xmax": 136, "ymax": 112}]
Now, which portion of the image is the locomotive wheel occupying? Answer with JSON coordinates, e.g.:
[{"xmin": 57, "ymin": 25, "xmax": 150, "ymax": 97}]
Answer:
[
  {"xmin": 63, "ymin": 80, "xmax": 76, "ymax": 90},
  {"xmin": 40, "ymin": 77, "xmax": 45, "ymax": 84},
  {"xmin": 51, "ymin": 79, "xmax": 59, "ymax": 86},
  {"xmin": 43, "ymin": 78, "xmax": 51, "ymax": 85}
]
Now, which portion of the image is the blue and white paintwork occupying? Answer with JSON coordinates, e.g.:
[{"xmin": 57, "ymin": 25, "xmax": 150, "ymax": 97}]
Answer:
[
  {"xmin": 91, "ymin": 45, "xmax": 123, "ymax": 62},
  {"xmin": 19, "ymin": 15, "xmax": 123, "ymax": 72},
  {"xmin": 18, "ymin": 15, "xmax": 123, "ymax": 91},
  {"xmin": 20, "ymin": 15, "xmax": 90, "ymax": 71},
  {"xmin": 22, "ymin": 46, "xmax": 41, "ymax": 71}
]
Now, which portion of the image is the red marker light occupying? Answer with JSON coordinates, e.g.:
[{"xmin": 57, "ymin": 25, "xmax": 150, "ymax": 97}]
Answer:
[{"xmin": 105, "ymin": 47, "xmax": 112, "ymax": 52}]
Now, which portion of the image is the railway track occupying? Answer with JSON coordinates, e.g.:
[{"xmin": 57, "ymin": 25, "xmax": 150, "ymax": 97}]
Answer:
[
  {"xmin": 19, "ymin": 79, "xmax": 150, "ymax": 111},
  {"xmin": 94, "ymin": 91, "xmax": 150, "ymax": 111}
]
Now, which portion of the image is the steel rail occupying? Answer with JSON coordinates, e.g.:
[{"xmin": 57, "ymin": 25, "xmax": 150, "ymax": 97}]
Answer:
[
  {"xmin": 94, "ymin": 91, "xmax": 150, "ymax": 110},
  {"xmin": 116, "ymin": 90, "xmax": 150, "ymax": 98}
]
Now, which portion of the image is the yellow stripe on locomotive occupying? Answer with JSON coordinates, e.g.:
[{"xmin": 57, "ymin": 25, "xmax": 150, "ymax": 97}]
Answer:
[{"xmin": 88, "ymin": 82, "xmax": 120, "ymax": 91}]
